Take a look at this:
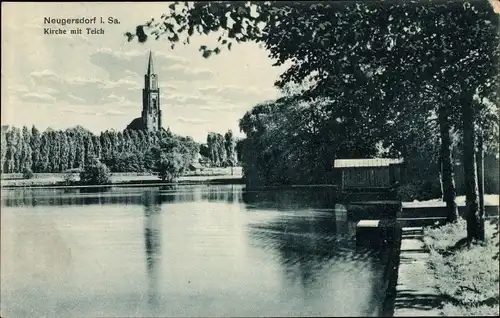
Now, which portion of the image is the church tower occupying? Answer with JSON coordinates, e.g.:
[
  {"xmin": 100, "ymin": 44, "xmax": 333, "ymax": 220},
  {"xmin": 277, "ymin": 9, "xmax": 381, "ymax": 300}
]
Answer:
[
  {"xmin": 141, "ymin": 51, "xmax": 162, "ymax": 131},
  {"xmin": 125, "ymin": 51, "xmax": 163, "ymax": 132}
]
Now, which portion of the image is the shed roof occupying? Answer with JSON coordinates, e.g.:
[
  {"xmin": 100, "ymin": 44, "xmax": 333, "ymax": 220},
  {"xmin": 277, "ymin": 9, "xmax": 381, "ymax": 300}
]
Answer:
[{"xmin": 334, "ymin": 158, "xmax": 403, "ymax": 168}]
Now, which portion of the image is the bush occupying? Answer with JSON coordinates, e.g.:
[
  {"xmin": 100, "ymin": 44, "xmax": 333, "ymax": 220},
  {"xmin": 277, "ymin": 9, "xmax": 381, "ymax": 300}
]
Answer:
[
  {"xmin": 417, "ymin": 178, "xmax": 442, "ymax": 201},
  {"xmin": 79, "ymin": 158, "xmax": 111, "ymax": 185},
  {"xmin": 63, "ymin": 171, "xmax": 78, "ymax": 185},
  {"xmin": 396, "ymin": 182, "xmax": 419, "ymax": 201},
  {"xmin": 396, "ymin": 178, "xmax": 443, "ymax": 202},
  {"xmin": 22, "ymin": 167, "xmax": 34, "ymax": 179}
]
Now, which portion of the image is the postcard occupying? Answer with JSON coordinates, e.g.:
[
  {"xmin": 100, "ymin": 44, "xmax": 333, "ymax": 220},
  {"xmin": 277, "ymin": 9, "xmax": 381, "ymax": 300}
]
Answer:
[{"xmin": 1, "ymin": 1, "xmax": 499, "ymax": 317}]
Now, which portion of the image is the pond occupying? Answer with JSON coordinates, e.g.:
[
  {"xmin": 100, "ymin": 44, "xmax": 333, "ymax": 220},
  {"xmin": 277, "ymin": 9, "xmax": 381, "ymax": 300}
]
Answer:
[{"xmin": 1, "ymin": 185, "xmax": 389, "ymax": 317}]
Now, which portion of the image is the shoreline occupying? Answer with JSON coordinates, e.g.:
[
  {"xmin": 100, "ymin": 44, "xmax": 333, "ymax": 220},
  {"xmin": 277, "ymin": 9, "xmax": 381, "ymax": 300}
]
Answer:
[{"xmin": 0, "ymin": 175, "xmax": 245, "ymax": 189}]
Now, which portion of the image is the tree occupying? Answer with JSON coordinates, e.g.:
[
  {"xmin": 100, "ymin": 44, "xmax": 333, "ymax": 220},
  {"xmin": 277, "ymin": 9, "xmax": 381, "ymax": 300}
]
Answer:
[
  {"xmin": 73, "ymin": 130, "xmax": 85, "ymax": 169},
  {"xmin": 49, "ymin": 130, "xmax": 61, "ymax": 172},
  {"xmin": 67, "ymin": 130, "xmax": 77, "ymax": 170},
  {"xmin": 381, "ymin": 89, "xmax": 442, "ymax": 201},
  {"xmin": 224, "ymin": 129, "xmax": 237, "ymax": 166},
  {"xmin": 22, "ymin": 167, "xmax": 34, "ymax": 180},
  {"xmin": 37, "ymin": 133, "xmax": 50, "ymax": 172},
  {"xmin": 1, "ymin": 128, "xmax": 7, "ymax": 173},
  {"xmin": 473, "ymin": 77, "xmax": 499, "ymax": 233},
  {"xmin": 199, "ymin": 143, "xmax": 211, "ymax": 164},
  {"xmin": 127, "ymin": 0, "xmax": 499, "ymax": 240},
  {"xmin": 235, "ymin": 138, "xmax": 244, "ymax": 164},
  {"xmin": 30, "ymin": 126, "xmax": 41, "ymax": 172},
  {"xmin": 2, "ymin": 124, "xmax": 199, "ymax": 178},
  {"xmin": 146, "ymin": 133, "xmax": 198, "ymax": 181},
  {"xmin": 216, "ymin": 133, "xmax": 227, "ymax": 166},
  {"xmin": 394, "ymin": 1, "xmax": 499, "ymax": 239},
  {"xmin": 437, "ymin": 2, "xmax": 498, "ymax": 241},
  {"xmin": 157, "ymin": 151, "xmax": 185, "ymax": 182},
  {"xmin": 5, "ymin": 127, "xmax": 20, "ymax": 173},
  {"xmin": 238, "ymin": 97, "xmax": 380, "ymax": 187},
  {"xmin": 60, "ymin": 133, "xmax": 70, "ymax": 171},
  {"xmin": 385, "ymin": 83, "xmax": 458, "ymax": 217},
  {"xmin": 206, "ymin": 132, "xmax": 227, "ymax": 167},
  {"xmin": 84, "ymin": 133, "xmax": 95, "ymax": 166},
  {"xmin": 93, "ymin": 135, "xmax": 102, "ymax": 160},
  {"xmin": 21, "ymin": 126, "xmax": 33, "ymax": 172},
  {"xmin": 79, "ymin": 157, "xmax": 112, "ymax": 185}
]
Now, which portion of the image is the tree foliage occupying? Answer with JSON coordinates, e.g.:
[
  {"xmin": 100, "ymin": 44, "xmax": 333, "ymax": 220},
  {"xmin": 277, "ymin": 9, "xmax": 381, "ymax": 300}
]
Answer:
[
  {"xmin": 126, "ymin": 1, "xmax": 495, "ymax": 104},
  {"xmin": 199, "ymin": 130, "xmax": 238, "ymax": 167},
  {"xmin": 79, "ymin": 157, "xmax": 112, "ymax": 186},
  {"xmin": 147, "ymin": 133, "xmax": 199, "ymax": 181},
  {"xmin": 1, "ymin": 126, "xmax": 199, "ymax": 183},
  {"xmin": 126, "ymin": 0, "xmax": 498, "ymax": 166},
  {"xmin": 127, "ymin": 0, "xmax": 499, "ymax": 240},
  {"xmin": 239, "ymin": 97, "xmax": 380, "ymax": 187}
]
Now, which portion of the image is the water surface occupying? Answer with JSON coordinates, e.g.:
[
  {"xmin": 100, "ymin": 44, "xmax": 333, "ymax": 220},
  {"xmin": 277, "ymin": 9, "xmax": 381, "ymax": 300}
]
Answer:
[{"xmin": 1, "ymin": 185, "xmax": 386, "ymax": 317}]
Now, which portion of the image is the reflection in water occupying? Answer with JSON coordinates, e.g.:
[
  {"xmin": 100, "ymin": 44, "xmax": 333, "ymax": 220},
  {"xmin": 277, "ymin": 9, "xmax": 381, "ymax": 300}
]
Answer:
[
  {"xmin": 143, "ymin": 190, "xmax": 162, "ymax": 308},
  {"xmin": 244, "ymin": 196, "xmax": 385, "ymax": 316},
  {"xmin": 1, "ymin": 185, "xmax": 394, "ymax": 317},
  {"xmin": 334, "ymin": 203, "xmax": 356, "ymax": 237},
  {"xmin": 242, "ymin": 189, "xmax": 340, "ymax": 211},
  {"xmin": 247, "ymin": 212, "xmax": 384, "ymax": 316},
  {"xmin": 2, "ymin": 185, "xmax": 244, "ymax": 207}
]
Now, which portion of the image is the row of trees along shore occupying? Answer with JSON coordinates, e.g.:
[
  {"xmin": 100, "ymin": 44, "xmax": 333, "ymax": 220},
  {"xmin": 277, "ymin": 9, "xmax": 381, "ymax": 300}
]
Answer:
[
  {"xmin": 1, "ymin": 126, "xmax": 242, "ymax": 175},
  {"xmin": 126, "ymin": 0, "xmax": 499, "ymax": 242},
  {"xmin": 0, "ymin": 126, "xmax": 199, "ymax": 179}
]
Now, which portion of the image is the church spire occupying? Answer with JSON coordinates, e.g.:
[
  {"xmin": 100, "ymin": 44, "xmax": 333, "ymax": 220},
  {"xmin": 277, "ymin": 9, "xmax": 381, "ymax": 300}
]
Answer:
[{"xmin": 147, "ymin": 50, "xmax": 154, "ymax": 75}]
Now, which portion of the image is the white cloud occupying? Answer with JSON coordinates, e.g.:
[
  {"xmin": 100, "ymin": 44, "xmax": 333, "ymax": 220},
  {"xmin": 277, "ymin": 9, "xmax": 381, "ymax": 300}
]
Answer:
[
  {"xmin": 163, "ymin": 93, "xmax": 211, "ymax": 106},
  {"xmin": 103, "ymin": 109, "xmax": 127, "ymax": 116},
  {"xmin": 67, "ymin": 94, "xmax": 86, "ymax": 103},
  {"xmin": 20, "ymin": 92, "xmax": 56, "ymax": 103},
  {"xmin": 176, "ymin": 116, "xmax": 210, "ymax": 125},
  {"xmin": 161, "ymin": 64, "xmax": 214, "ymax": 82},
  {"xmin": 89, "ymin": 48, "xmax": 192, "ymax": 81},
  {"xmin": 198, "ymin": 85, "xmax": 279, "ymax": 103},
  {"xmin": 27, "ymin": 69, "xmax": 141, "ymax": 106},
  {"xmin": 198, "ymin": 104, "xmax": 243, "ymax": 112}
]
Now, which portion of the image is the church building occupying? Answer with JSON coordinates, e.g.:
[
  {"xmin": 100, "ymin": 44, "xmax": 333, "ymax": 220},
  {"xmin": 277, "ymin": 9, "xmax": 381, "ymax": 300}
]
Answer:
[{"xmin": 126, "ymin": 51, "xmax": 162, "ymax": 131}]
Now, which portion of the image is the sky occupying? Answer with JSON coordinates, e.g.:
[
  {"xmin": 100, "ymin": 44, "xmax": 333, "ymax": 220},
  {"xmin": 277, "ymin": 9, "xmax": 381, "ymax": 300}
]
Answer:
[{"xmin": 1, "ymin": 2, "xmax": 286, "ymax": 143}]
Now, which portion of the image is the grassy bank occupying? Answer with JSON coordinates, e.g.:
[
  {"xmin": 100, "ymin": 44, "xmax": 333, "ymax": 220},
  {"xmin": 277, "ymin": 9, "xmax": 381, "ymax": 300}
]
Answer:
[
  {"xmin": 0, "ymin": 168, "xmax": 243, "ymax": 188},
  {"xmin": 423, "ymin": 219, "xmax": 500, "ymax": 316},
  {"xmin": 0, "ymin": 172, "xmax": 244, "ymax": 188}
]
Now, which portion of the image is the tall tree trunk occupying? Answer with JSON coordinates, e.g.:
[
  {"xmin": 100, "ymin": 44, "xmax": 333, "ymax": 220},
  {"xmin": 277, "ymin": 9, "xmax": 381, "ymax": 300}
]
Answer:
[
  {"xmin": 462, "ymin": 97, "xmax": 484, "ymax": 241},
  {"xmin": 476, "ymin": 129, "xmax": 485, "ymax": 226},
  {"xmin": 439, "ymin": 104, "xmax": 458, "ymax": 223}
]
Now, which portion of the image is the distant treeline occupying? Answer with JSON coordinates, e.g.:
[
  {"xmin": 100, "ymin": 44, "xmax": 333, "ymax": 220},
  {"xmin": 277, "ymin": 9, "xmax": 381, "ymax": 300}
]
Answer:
[{"xmin": 0, "ymin": 125, "xmax": 199, "ymax": 174}]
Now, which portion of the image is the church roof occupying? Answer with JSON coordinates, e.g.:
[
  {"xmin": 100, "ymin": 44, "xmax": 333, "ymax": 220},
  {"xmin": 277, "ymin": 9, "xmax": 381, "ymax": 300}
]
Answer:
[{"xmin": 126, "ymin": 117, "xmax": 144, "ymax": 131}]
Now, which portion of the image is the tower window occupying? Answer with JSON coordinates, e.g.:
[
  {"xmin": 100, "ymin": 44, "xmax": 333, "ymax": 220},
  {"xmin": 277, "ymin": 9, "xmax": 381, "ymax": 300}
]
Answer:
[{"xmin": 151, "ymin": 75, "xmax": 157, "ymax": 90}]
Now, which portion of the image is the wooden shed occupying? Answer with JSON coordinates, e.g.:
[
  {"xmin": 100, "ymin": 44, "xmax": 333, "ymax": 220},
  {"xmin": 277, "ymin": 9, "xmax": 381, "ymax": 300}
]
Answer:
[{"xmin": 334, "ymin": 158, "xmax": 404, "ymax": 191}]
